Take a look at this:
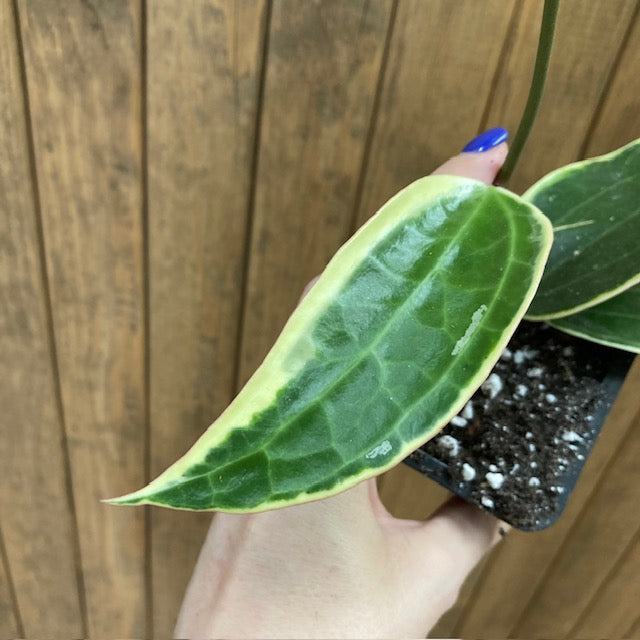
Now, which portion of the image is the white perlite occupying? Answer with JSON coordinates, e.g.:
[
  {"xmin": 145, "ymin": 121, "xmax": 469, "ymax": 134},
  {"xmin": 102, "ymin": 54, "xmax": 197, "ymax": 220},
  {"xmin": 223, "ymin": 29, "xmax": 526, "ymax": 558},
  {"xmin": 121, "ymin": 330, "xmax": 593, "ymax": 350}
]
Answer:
[
  {"xmin": 481, "ymin": 496, "xmax": 494, "ymax": 509},
  {"xmin": 437, "ymin": 435, "xmax": 460, "ymax": 456},
  {"xmin": 513, "ymin": 347, "xmax": 538, "ymax": 364},
  {"xmin": 501, "ymin": 348, "xmax": 513, "ymax": 361},
  {"xmin": 462, "ymin": 463, "xmax": 476, "ymax": 481},
  {"xmin": 462, "ymin": 401, "xmax": 474, "ymax": 420},
  {"xmin": 515, "ymin": 384, "xmax": 529, "ymax": 397},
  {"xmin": 485, "ymin": 472, "xmax": 505, "ymax": 490},
  {"xmin": 545, "ymin": 393, "xmax": 557, "ymax": 403},
  {"xmin": 482, "ymin": 373, "xmax": 503, "ymax": 399},
  {"xmin": 527, "ymin": 367, "xmax": 543, "ymax": 378},
  {"xmin": 562, "ymin": 430, "xmax": 584, "ymax": 443},
  {"xmin": 450, "ymin": 415, "xmax": 468, "ymax": 427},
  {"xmin": 529, "ymin": 477, "xmax": 541, "ymax": 487}
]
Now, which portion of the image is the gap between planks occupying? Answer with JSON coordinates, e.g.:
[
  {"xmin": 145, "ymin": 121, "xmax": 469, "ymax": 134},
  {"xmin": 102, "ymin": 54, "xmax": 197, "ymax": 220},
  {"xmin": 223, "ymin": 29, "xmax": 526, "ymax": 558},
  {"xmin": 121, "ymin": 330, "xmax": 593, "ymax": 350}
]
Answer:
[
  {"xmin": 476, "ymin": 0, "xmax": 524, "ymax": 138},
  {"xmin": 139, "ymin": 0, "xmax": 153, "ymax": 636},
  {"xmin": 232, "ymin": 0, "xmax": 274, "ymax": 396},
  {"xmin": 577, "ymin": 0, "xmax": 640, "ymax": 160},
  {"xmin": 347, "ymin": 0, "xmax": 399, "ymax": 240}
]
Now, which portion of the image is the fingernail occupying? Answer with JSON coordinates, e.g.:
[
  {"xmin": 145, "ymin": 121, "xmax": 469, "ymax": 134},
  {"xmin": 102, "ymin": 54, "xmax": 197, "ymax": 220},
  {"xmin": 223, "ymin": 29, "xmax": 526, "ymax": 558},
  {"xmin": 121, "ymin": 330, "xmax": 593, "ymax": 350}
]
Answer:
[{"xmin": 462, "ymin": 127, "xmax": 508, "ymax": 153}]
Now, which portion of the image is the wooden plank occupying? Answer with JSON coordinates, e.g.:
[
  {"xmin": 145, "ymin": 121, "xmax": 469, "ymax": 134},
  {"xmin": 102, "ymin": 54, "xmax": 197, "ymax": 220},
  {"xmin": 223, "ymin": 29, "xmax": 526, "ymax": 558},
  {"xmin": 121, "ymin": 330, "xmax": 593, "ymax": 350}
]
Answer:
[
  {"xmin": 455, "ymin": 357, "xmax": 640, "ymax": 637},
  {"xmin": 238, "ymin": 0, "xmax": 394, "ymax": 383},
  {"xmin": 378, "ymin": 464, "xmax": 450, "ymax": 521},
  {"xmin": 0, "ymin": 1, "xmax": 84, "ymax": 635},
  {"xmin": 146, "ymin": 0, "xmax": 267, "ymax": 633},
  {"xmin": 568, "ymin": 526, "xmax": 640, "ymax": 637},
  {"xmin": 584, "ymin": 3, "xmax": 640, "ymax": 157},
  {"xmin": 355, "ymin": 0, "xmax": 517, "ymax": 228},
  {"xmin": 482, "ymin": 0, "xmax": 637, "ymax": 193},
  {"xmin": 0, "ymin": 527, "xmax": 20, "ymax": 638},
  {"xmin": 514, "ymin": 388, "xmax": 640, "ymax": 637},
  {"xmin": 17, "ymin": 1, "xmax": 146, "ymax": 635}
]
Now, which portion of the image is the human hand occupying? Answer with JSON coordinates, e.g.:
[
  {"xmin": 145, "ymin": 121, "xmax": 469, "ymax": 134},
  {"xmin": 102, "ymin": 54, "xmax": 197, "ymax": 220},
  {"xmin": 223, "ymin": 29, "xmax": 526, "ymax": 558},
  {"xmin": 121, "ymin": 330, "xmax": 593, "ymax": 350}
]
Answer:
[{"xmin": 175, "ymin": 136, "xmax": 510, "ymax": 639}]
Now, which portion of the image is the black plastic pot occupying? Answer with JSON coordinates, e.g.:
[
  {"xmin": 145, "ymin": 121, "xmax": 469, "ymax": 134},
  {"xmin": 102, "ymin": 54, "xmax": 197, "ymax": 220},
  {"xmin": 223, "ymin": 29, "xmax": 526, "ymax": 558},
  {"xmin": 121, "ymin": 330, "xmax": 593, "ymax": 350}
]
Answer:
[{"xmin": 403, "ymin": 321, "xmax": 634, "ymax": 531}]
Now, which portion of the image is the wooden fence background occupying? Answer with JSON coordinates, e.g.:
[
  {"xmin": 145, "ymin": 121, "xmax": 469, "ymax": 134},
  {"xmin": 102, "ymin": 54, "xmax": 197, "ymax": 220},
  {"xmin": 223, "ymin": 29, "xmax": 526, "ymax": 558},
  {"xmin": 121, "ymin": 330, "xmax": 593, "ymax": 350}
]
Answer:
[{"xmin": 1, "ymin": 0, "xmax": 639, "ymax": 637}]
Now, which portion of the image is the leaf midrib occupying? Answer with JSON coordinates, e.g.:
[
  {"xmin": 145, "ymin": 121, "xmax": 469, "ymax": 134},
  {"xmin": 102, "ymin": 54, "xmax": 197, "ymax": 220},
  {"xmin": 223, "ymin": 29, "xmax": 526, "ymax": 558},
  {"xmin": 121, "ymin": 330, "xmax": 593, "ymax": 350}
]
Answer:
[
  {"xmin": 189, "ymin": 194, "xmax": 531, "ymax": 507},
  {"xmin": 535, "ymin": 209, "xmax": 640, "ymax": 300},
  {"xmin": 184, "ymin": 191, "xmax": 490, "ymax": 483},
  {"xmin": 266, "ymin": 197, "xmax": 519, "ymax": 501}
]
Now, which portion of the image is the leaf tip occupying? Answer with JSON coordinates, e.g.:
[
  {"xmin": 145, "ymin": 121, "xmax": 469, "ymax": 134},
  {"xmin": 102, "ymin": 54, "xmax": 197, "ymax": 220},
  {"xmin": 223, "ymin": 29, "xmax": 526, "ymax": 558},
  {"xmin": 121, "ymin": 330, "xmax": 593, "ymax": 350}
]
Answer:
[{"xmin": 102, "ymin": 487, "xmax": 152, "ymax": 507}]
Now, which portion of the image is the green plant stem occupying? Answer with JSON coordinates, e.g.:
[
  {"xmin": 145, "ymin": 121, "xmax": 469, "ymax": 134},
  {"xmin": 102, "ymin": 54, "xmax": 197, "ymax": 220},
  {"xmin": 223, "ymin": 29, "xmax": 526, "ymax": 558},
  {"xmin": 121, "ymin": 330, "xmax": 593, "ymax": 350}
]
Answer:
[{"xmin": 500, "ymin": 0, "xmax": 560, "ymax": 183}]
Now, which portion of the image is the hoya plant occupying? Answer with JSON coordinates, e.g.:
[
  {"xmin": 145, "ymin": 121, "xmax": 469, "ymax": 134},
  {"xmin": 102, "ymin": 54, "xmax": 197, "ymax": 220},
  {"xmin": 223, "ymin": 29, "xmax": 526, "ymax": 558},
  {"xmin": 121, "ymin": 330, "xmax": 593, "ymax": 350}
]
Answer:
[
  {"xmin": 108, "ymin": 0, "xmax": 639, "ymax": 514},
  {"xmin": 107, "ymin": 136, "xmax": 639, "ymax": 513}
]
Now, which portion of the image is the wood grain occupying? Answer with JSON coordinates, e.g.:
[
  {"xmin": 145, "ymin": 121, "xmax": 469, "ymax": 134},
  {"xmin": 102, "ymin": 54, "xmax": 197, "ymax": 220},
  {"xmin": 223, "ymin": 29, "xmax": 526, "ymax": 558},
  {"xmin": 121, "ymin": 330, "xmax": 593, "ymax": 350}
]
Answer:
[
  {"xmin": 237, "ymin": 0, "xmax": 394, "ymax": 384},
  {"xmin": 483, "ymin": 0, "xmax": 637, "ymax": 193},
  {"xmin": 355, "ymin": 0, "xmax": 517, "ymax": 227},
  {"xmin": 568, "ymin": 525, "xmax": 640, "ymax": 637},
  {"xmin": 146, "ymin": 0, "xmax": 267, "ymax": 633},
  {"xmin": 0, "ymin": 1, "xmax": 83, "ymax": 635},
  {"xmin": 514, "ymin": 383, "xmax": 640, "ymax": 636},
  {"xmin": 2, "ymin": 3, "xmax": 640, "ymax": 636},
  {"xmin": 584, "ymin": 2, "xmax": 640, "ymax": 157},
  {"xmin": 455, "ymin": 357, "xmax": 640, "ymax": 637},
  {"xmin": 17, "ymin": 1, "xmax": 146, "ymax": 635}
]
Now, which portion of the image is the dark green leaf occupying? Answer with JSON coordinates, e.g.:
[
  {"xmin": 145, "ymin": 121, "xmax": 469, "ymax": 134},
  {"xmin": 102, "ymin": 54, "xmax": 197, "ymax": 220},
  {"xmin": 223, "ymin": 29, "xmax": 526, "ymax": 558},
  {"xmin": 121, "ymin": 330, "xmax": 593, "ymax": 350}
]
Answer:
[
  {"xmin": 108, "ymin": 176, "xmax": 551, "ymax": 512},
  {"xmin": 525, "ymin": 138, "xmax": 640, "ymax": 319},
  {"xmin": 550, "ymin": 283, "xmax": 640, "ymax": 353}
]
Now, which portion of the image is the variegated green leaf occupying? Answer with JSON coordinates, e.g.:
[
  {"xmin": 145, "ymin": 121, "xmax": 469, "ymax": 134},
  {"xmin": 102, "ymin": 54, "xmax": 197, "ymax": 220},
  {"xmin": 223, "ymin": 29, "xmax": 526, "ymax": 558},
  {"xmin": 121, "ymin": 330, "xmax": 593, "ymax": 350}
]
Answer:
[
  {"xmin": 109, "ymin": 176, "xmax": 551, "ymax": 512},
  {"xmin": 550, "ymin": 283, "xmax": 640, "ymax": 353},
  {"xmin": 525, "ymin": 138, "xmax": 640, "ymax": 320}
]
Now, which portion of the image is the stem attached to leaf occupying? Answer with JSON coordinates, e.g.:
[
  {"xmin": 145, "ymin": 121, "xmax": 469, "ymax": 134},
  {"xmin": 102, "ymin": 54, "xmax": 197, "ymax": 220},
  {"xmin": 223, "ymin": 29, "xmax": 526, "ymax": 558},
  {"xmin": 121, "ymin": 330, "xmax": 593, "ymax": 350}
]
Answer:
[{"xmin": 500, "ymin": 0, "xmax": 560, "ymax": 182}]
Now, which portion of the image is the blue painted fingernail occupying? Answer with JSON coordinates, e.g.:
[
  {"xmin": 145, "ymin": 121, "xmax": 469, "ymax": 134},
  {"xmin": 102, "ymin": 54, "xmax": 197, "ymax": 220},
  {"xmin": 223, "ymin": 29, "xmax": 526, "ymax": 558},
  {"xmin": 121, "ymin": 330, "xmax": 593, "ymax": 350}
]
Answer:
[{"xmin": 462, "ymin": 127, "xmax": 509, "ymax": 152}]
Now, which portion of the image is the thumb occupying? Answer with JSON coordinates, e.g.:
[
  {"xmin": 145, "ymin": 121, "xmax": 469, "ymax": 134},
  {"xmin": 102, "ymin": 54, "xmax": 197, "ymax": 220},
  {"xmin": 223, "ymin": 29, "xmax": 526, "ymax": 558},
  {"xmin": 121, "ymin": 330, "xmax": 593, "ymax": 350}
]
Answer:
[
  {"xmin": 406, "ymin": 497, "xmax": 509, "ymax": 610},
  {"xmin": 432, "ymin": 139, "xmax": 508, "ymax": 185}
]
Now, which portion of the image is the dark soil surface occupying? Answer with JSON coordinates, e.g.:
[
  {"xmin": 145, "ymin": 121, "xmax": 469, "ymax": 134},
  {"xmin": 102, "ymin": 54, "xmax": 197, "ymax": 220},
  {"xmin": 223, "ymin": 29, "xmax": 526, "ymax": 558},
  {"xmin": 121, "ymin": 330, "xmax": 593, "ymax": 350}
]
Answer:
[{"xmin": 406, "ymin": 322, "xmax": 630, "ymax": 530}]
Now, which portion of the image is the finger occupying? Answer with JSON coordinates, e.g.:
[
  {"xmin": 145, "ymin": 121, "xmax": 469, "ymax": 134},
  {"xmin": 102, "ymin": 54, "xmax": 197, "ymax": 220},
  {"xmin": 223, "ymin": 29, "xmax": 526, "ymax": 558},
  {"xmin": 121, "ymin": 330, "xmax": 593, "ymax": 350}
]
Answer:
[
  {"xmin": 297, "ymin": 138, "xmax": 507, "ymax": 308},
  {"xmin": 432, "ymin": 141, "xmax": 508, "ymax": 185},
  {"xmin": 416, "ymin": 497, "xmax": 510, "ymax": 588},
  {"xmin": 298, "ymin": 275, "xmax": 320, "ymax": 303},
  {"xmin": 383, "ymin": 496, "xmax": 510, "ymax": 632}
]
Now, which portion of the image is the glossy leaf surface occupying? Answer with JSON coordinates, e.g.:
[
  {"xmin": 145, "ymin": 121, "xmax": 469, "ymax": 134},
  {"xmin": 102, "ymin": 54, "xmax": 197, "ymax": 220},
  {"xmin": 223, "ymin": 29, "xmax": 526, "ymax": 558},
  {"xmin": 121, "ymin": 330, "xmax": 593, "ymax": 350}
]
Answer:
[
  {"xmin": 525, "ymin": 138, "xmax": 640, "ymax": 320},
  {"xmin": 110, "ymin": 176, "xmax": 551, "ymax": 512},
  {"xmin": 550, "ymin": 283, "xmax": 640, "ymax": 353}
]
